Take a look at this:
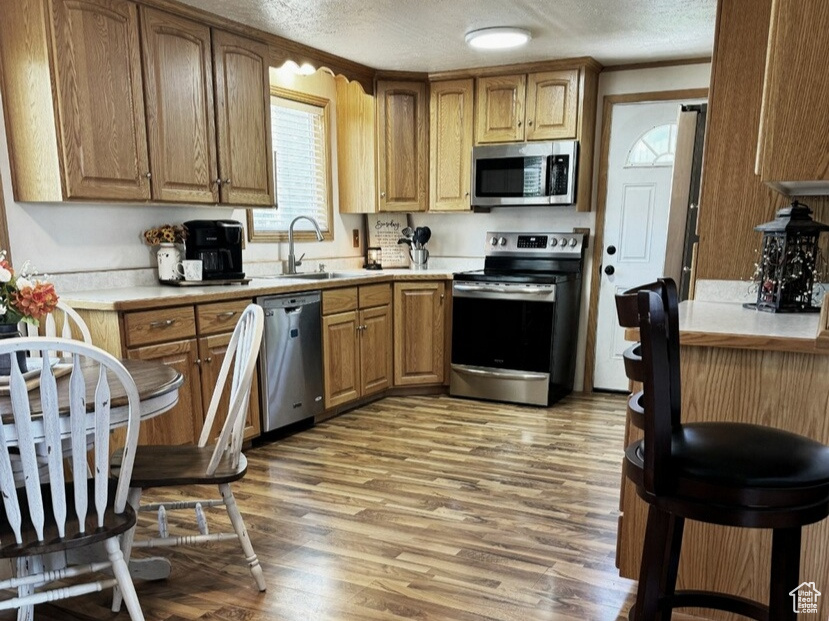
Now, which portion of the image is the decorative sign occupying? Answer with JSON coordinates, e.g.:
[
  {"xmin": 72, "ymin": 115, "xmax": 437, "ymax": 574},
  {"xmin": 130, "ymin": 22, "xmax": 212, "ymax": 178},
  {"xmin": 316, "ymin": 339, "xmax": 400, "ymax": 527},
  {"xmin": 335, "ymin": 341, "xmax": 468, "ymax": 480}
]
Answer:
[{"xmin": 366, "ymin": 213, "xmax": 410, "ymax": 268}]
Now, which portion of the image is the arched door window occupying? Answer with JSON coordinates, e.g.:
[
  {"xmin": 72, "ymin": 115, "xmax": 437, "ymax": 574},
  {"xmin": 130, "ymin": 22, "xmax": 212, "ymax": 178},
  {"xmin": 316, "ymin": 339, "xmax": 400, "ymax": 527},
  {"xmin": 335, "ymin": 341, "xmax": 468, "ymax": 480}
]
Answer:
[{"xmin": 625, "ymin": 123, "xmax": 678, "ymax": 167}]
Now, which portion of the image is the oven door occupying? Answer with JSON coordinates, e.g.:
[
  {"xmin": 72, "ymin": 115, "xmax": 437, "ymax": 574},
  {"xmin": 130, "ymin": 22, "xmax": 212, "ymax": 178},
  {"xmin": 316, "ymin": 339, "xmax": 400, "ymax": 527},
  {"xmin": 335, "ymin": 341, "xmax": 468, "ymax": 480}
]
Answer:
[
  {"xmin": 472, "ymin": 143, "xmax": 552, "ymax": 207},
  {"xmin": 450, "ymin": 283, "xmax": 555, "ymax": 405}
]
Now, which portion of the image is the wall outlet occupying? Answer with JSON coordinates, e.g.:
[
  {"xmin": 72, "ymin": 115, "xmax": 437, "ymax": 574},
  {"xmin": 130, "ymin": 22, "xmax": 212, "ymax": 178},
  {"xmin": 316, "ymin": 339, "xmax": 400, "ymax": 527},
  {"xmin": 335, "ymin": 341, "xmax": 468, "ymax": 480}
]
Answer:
[{"xmin": 352, "ymin": 229, "xmax": 360, "ymax": 248}]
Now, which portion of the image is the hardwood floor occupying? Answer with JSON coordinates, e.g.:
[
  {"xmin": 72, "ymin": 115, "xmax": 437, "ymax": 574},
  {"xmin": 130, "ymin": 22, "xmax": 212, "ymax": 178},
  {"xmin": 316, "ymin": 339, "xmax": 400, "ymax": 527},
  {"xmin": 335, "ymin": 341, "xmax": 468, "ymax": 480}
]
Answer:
[{"xmin": 11, "ymin": 393, "xmax": 696, "ymax": 620}]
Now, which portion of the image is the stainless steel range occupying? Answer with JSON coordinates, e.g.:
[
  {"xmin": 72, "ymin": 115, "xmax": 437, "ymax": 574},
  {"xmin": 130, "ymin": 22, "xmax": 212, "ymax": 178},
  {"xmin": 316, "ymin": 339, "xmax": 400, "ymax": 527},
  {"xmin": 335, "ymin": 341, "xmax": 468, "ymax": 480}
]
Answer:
[{"xmin": 450, "ymin": 231, "xmax": 586, "ymax": 406}]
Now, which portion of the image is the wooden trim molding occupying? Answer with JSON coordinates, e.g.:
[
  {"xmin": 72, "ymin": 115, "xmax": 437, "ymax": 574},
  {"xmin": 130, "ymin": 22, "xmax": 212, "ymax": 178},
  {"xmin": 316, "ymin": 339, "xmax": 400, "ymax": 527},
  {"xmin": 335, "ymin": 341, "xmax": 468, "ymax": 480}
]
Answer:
[
  {"xmin": 429, "ymin": 56, "xmax": 603, "ymax": 81},
  {"xmin": 0, "ymin": 172, "xmax": 9, "ymax": 259},
  {"xmin": 582, "ymin": 88, "xmax": 708, "ymax": 393},
  {"xmin": 248, "ymin": 86, "xmax": 335, "ymax": 243},
  {"xmin": 601, "ymin": 57, "xmax": 712, "ymax": 73}
]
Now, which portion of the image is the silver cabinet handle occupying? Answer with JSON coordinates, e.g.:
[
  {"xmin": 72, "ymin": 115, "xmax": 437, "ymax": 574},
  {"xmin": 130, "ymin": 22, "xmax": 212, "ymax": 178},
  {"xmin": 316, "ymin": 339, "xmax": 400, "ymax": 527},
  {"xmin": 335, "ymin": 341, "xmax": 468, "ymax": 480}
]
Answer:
[
  {"xmin": 224, "ymin": 178, "xmax": 231, "ymax": 186},
  {"xmin": 149, "ymin": 319, "xmax": 175, "ymax": 328},
  {"xmin": 205, "ymin": 356, "xmax": 212, "ymax": 363},
  {"xmin": 380, "ymin": 191, "xmax": 386, "ymax": 198},
  {"xmin": 214, "ymin": 178, "xmax": 223, "ymax": 186},
  {"xmin": 144, "ymin": 172, "xmax": 152, "ymax": 179},
  {"xmin": 216, "ymin": 311, "xmax": 237, "ymax": 319}
]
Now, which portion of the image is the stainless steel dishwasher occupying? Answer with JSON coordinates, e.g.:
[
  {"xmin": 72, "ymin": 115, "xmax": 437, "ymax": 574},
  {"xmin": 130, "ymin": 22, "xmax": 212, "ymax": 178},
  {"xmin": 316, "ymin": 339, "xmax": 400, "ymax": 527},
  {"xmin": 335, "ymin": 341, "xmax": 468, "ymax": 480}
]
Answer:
[{"xmin": 257, "ymin": 291, "xmax": 324, "ymax": 432}]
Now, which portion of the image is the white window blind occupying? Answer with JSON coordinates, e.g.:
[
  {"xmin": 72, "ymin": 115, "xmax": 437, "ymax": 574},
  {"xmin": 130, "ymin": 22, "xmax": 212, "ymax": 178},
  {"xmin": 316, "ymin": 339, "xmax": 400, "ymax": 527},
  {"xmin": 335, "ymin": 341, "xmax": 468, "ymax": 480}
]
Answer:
[{"xmin": 252, "ymin": 95, "xmax": 330, "ymax": 234}]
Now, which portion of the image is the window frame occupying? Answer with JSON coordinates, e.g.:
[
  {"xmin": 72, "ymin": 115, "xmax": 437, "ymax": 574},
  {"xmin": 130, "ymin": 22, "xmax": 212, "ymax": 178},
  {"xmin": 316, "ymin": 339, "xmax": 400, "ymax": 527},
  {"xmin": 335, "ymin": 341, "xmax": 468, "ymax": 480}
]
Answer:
[
  {"xmin": 247, "ymin": 86, "xmax": 334, "ymax": 243},
  {"xmin": 624, "ymin": 122, "xmax": 678, "ymax": 169}
]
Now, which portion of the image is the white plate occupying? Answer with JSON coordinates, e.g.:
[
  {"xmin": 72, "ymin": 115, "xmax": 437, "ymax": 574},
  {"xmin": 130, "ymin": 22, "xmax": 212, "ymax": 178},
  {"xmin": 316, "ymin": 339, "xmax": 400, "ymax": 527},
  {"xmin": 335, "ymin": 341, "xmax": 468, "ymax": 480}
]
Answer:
[{"xmin": 0, "ymin": 357, "xmax": 60, "ymax": 385}]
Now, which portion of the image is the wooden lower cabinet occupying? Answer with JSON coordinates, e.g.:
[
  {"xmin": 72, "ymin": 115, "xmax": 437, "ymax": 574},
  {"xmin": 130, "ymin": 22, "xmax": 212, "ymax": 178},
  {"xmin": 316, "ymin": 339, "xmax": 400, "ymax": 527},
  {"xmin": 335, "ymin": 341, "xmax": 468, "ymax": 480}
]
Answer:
[
  {"xmin": 322, "ymin": 310, "xmax": 361, "ymax": 408},
  {"xmin": 198, "ymin": 332, "xmax": 261, "ymax": 442},
  {"xmin": 393, "ymin": 282, "xmax": 445, "ymax": 386},
  {"xmin": 126, "ymin": 339, "xmax": 204, "ymax": 445},
  {"xmin": 321, "ymin": 285, "xmax": 393, "ymax": 409},
  {"xmin": 360, "ymin": 305, "xmax": 393, "ymax": 396}
]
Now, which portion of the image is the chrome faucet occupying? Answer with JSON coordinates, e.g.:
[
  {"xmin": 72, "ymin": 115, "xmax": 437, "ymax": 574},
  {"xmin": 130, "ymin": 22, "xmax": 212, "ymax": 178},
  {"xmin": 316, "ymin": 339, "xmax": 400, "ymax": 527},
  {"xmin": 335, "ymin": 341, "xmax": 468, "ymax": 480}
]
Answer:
[{"xmin": 287, "ymin": 216, "xmax": 324, "ymax": 274}]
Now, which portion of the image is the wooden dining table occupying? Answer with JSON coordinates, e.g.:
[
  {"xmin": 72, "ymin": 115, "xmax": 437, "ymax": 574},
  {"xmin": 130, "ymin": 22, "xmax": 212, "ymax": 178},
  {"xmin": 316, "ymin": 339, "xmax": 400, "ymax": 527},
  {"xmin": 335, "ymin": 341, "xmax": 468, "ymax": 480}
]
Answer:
[{"xmin": 0, "ymin": 358, "xmax": 183, "ymax": 442}]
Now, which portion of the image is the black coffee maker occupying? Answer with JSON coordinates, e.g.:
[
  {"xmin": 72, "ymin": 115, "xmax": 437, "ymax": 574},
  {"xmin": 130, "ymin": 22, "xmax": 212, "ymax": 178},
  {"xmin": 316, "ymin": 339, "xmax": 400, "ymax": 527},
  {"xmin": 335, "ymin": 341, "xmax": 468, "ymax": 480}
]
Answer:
[{"xmin": 183, "ymin": 220, "xmax": 245, "ymax": 280}]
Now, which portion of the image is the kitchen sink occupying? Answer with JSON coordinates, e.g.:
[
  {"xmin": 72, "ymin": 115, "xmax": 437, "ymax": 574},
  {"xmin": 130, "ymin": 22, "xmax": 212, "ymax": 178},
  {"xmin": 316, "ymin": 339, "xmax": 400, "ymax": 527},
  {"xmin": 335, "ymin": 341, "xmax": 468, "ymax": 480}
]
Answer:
[{"xmin": 277, "ymin": 272, "xmax": 355, "ymax": 280}]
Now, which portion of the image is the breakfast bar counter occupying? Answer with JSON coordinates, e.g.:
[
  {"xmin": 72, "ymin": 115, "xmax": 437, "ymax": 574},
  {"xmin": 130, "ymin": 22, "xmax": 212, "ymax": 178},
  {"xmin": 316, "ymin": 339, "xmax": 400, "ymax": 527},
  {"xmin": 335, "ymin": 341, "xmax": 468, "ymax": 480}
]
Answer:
[{"xmin": 618, "ymin": 298, "xmax": 829, "ymax": 620}]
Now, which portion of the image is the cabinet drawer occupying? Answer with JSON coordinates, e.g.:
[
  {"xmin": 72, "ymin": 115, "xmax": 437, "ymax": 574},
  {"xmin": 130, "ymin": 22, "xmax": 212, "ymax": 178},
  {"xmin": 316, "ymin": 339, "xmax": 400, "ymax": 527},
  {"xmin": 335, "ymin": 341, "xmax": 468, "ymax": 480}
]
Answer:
[
  {"xmin": 359, "ymin": 283, "xmax": 391, "ymax": 308},
  {"xmin": 322, "ymin": 287, "xmax": 358, "ymax": 315},
  {"xmin": 197, "ymin": 299, "xmax": 250, "ymax": 336},
  {"xmin": 124, "ymin": 306, "xmax": 196, "ymax": 347}
]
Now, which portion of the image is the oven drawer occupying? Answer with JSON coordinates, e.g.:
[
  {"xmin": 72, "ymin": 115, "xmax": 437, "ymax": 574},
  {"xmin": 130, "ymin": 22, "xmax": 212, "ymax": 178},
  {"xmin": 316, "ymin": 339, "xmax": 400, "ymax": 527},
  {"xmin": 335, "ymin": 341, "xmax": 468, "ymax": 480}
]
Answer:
[{"xmin": 450, "ymin": 364, "xmax": 549, "ymax": 406}]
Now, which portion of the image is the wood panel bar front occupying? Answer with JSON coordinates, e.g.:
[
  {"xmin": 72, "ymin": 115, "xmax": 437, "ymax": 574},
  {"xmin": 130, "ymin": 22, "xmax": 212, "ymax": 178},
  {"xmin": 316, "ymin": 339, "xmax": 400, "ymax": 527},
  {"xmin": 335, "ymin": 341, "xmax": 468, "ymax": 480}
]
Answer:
[{"xmin": 617, "ymin": 303, "xmax": 829, "ymax": 621}]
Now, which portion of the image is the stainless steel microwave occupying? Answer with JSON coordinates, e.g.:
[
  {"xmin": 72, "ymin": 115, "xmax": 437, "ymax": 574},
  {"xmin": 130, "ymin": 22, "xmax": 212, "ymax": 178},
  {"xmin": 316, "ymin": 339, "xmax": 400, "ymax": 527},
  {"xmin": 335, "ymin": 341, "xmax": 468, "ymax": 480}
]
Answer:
[{"xmin": 471, "ymin": 140, "xmax": 578, "ymax": 207}]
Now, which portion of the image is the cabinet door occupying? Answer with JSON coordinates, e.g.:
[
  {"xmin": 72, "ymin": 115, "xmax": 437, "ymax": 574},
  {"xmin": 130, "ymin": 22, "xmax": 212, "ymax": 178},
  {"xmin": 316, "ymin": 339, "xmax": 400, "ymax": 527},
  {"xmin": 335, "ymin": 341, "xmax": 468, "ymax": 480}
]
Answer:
[
  {"xmin": 127, "ymin": 339, "xmax": 203, "ymax": 445},
  {"xmin": 757, "ymin": 0, "xmax": 829, "ymax": 189},
  {"xmin": 198, "ymin": 333, "xmax": 261, "ymax": 442},
  {"xmin": 525, "ymin": 70, "xmax": 579, "ymax": 140},
  {"xmin": 475, "ymin": 75, "xmax": 526, "ymax": 144},
  {"xmin": 335, "ymin": 76, "xmax": 377, "ymax": 213},
  {"xmin": 360, "ymin": 305, "xmax": 392, "ymax": 396},
  {"xmin": 140, "ymin": 8, "xmax": 218, "ymax": 203},
  {"xmin": 322, "ymin": 311, "xmax": 360, "ymax": 407},
  {"xmin": 429, "ymin": 79, "xmax": 473, "ymax": 212},
  {"xmin": 50, "ymin": 0, "xmax": 150, "ymax": 200},
  {"xmin": 213, "ymin": 29, "xmax": 274, "ymax": 206},
  {"xmin": 376, "ymin": 80, "xmax": 428, "ymax": 212},
  {"xmin": 393, "ymin": 282, "xmax": 445, "ymax": 386}
]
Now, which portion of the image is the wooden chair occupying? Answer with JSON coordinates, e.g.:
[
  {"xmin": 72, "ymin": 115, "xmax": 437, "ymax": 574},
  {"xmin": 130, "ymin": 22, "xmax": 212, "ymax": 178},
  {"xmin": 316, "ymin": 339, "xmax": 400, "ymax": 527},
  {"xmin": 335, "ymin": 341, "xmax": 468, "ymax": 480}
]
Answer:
[
  {"xmin": 0, "ymin": 337, "xmax": 144, "ymax": 621},
  {"xmin": 111, "ymin": 303, "xmax": 265, "ymax": 610},
  {"xmin": 617, "ymin": 278, "xmax": 829, "ymax": 621}
]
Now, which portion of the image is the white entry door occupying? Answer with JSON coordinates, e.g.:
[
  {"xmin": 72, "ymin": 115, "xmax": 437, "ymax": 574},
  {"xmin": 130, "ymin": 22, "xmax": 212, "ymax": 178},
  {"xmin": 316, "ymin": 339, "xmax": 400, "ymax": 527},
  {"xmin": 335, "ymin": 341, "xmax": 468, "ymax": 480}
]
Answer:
[{"xmin": 593, "ymin": 101, "xmax": 691, "ymax": 391}]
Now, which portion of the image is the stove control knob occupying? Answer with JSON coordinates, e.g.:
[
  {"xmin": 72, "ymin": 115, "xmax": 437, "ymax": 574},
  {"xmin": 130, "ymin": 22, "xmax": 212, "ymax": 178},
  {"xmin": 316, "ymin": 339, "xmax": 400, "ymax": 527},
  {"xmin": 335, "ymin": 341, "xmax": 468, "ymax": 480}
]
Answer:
[
  {"xmin": 559, "ymin": 237, "xmax": 567, "ymax": 247},
  {"xmin": 499, "ymin": 237, "xmax": 507, "ymax": 246},
  {"xmin": 569, "ymin": 238, "xmax": 578, "ymax": 247},
  {"xmin": 490, "ymin": 236, "xmax": 499, "ymax": 246},
  {"xmin": 550, "ymin": 238, "xmax": 558, "ymax": 247}
]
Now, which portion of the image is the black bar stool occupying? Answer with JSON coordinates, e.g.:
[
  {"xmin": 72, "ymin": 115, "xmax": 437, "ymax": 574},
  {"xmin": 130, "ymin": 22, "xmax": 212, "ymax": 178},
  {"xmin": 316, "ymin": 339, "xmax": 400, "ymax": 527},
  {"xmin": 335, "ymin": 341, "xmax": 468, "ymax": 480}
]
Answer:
[{"xmin": 616, "ymin": 278, "xmax": 829, "ymax": 621}]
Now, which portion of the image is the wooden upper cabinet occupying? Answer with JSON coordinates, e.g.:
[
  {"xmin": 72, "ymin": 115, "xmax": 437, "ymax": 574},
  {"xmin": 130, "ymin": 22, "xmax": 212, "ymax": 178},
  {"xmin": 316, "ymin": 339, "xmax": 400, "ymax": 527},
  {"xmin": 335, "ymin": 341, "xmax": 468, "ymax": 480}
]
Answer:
[
  {"xmin": 429, "ymin": 79, "xmax": 473, "ymax": 212},
  {"xmin": 140, "ymin": 7, "xmax": 218, "ymax": 204},
  {"xmin": 50, "ymin": 0, "xmax": 150, "ymax": 200},
  {"xmin": 212, "ymin": 29, "xmax": 274, "ymax": 206},
  {"xmin": 475, "ymin": 75, "xmax": 526, "ymax": 143},
  {"xmin": 335, "ymin": 76, "xmax": 377, "ymax": 213},
  {"xmin": 525, "ymin": 70, "xmax": 579, "ymax": 140},
  {"xmin": 376, "ymin": 80, "xmax": 428, "ymax": 212},
  {"xmin": 756, "ymin": 0, "xmax": 829, "ymax": 194}
]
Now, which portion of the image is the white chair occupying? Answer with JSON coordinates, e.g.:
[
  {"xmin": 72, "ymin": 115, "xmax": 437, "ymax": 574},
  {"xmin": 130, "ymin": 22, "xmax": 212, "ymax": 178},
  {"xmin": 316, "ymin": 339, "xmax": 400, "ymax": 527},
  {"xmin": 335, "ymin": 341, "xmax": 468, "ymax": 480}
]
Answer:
[
  {"xmin": 0, "ymin": 337, "xmax": 144, "ymax": 621},
  {"xmin": 111, "ymin": 303, "xmax": 265, "ymax": 610},
  {"xmin": 20, "ymin": 300, "xmax": 92, "ymax": 359}
]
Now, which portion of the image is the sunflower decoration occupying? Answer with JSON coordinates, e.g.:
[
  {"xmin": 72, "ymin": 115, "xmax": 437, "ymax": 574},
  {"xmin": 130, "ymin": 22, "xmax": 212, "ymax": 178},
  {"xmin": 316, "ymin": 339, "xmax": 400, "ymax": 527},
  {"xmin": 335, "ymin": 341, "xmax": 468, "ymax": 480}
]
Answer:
[{"xmin": 143, "ymin": 224, "xmax": 188, "ymax": 246}]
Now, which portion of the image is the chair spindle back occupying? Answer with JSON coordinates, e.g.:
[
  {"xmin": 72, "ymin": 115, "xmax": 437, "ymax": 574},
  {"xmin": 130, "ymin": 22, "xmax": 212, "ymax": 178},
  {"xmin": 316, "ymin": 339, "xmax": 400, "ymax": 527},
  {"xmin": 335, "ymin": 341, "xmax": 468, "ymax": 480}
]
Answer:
[
  {"xmin": 0, "ymin": 337, "xmax": 141, "ymax": 547},
  {"xmin": 198, "ymin": 304, "xmax": 264, "ymax": 475}
]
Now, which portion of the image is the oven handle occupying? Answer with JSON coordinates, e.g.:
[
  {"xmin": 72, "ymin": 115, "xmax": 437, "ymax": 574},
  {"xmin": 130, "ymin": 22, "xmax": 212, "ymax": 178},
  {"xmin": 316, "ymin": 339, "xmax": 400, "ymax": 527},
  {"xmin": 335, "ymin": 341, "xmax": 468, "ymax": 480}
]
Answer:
[
  {"xmin": 452, "ymin": 364, "xmax": 548, "ymax": 382},
  {"xmin": 453, "ymin": 284, "xmax": 555, "ymax": 295}
]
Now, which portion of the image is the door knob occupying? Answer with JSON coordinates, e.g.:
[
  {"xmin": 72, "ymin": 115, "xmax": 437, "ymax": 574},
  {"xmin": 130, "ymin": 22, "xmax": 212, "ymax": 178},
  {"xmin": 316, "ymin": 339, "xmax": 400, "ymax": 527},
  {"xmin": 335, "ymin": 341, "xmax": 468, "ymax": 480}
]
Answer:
[
  {"xmin": 605, "ymin": 265, "xmax": 615, "ymax": 276},
  {"xmin": 607, "ymin": 245, "xmax": 617, "ymax": 255}
]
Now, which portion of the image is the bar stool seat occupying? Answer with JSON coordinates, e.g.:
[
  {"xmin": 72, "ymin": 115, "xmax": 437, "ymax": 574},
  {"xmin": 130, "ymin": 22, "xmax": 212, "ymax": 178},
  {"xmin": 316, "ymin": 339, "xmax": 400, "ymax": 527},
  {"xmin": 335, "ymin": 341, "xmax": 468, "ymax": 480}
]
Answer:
[{"xmin": 616, "ymin": 279, "xmax": 829, "ymax": 621}]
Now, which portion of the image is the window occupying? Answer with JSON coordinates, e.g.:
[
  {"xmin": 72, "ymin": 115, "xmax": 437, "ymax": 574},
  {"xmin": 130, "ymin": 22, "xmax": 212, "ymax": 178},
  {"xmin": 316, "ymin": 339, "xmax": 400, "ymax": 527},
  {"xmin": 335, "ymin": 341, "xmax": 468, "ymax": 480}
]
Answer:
[
  {"xmin": 625, "ymin": 123, "xmax": 678, "ymax": 167},
  {"xmin": 248, "ymin": 87, "xmax": 333, "ymax": 241}
]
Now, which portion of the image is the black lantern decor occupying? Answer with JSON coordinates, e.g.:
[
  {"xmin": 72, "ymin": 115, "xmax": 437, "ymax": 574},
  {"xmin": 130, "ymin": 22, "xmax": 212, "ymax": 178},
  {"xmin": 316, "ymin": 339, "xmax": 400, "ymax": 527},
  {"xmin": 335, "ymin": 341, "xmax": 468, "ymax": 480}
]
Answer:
[{"xmin": 747, "ymin": 200, "xmax": 829, "ymax": 313}]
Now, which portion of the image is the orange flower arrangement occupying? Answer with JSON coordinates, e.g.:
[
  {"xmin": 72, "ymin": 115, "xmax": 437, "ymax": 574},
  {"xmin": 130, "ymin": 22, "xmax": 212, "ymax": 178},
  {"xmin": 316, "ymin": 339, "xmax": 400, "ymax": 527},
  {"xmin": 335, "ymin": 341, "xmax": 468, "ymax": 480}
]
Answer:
[{"xmin": 0, "ymin": 251, "xmax": 59, "ymax": 326}]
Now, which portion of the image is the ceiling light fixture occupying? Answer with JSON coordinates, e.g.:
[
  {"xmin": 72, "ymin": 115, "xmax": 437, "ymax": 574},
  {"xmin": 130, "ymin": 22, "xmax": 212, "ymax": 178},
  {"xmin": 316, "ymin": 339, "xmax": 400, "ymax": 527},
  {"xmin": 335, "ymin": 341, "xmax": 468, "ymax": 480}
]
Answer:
[{"xmin": 465, "ymin": 27, "xmax": 531, "ymax": 50}]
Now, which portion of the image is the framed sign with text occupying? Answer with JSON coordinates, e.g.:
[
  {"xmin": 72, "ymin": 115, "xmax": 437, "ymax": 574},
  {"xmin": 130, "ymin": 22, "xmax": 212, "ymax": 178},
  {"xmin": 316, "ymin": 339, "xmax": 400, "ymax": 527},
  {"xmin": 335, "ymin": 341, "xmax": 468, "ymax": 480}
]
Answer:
[{"xmin": 366, "ymin": 213, "xmax": 410, "ymax": 268}]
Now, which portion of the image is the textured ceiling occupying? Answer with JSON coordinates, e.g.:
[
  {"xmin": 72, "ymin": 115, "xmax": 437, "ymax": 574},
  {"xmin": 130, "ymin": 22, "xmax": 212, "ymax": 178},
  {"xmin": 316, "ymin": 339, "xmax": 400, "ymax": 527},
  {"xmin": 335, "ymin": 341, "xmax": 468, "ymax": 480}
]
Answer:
[{"xmin": 180, "ymin": 0, "xmax": 717, "ymax": 72}]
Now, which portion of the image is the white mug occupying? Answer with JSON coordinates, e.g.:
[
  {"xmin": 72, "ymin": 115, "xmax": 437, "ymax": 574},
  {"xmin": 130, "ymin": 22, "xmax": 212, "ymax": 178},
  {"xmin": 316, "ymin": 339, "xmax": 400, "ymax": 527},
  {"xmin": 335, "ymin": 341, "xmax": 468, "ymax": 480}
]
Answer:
[{"xmin": 176, "ymin": 259, "xmax": 203, "ymax": 281}]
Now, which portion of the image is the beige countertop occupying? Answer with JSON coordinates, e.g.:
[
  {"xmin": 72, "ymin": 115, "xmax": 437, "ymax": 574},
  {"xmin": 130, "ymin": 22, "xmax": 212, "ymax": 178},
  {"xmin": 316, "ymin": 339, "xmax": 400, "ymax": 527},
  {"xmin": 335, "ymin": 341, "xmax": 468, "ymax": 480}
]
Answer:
[
  {"xmin": 625, "ymin": 300, "xmax": 829, "ymax": 354},
  {"xmin": 64, "ymin": 269, "xmax": 455, "ymax": 312}
]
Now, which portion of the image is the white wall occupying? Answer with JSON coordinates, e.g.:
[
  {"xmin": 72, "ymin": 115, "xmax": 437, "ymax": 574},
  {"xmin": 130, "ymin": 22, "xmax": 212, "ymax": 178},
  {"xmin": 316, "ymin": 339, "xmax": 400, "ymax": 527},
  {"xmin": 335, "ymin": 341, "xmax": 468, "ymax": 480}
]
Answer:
[
  {"xmin": 413, "ymin": 62, "xmax": 712, "ymax": 391},
  {"xmin": 0, "ymin": 68, "xmax": 363, "ymax": 275}
]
